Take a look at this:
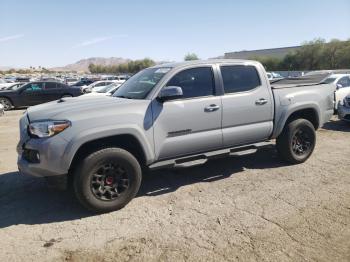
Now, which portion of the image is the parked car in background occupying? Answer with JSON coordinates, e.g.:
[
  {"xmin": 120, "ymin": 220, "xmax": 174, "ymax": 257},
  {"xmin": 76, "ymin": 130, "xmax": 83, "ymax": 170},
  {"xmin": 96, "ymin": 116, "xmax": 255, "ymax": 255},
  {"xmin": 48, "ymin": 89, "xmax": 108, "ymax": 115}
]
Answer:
[
  {"xmin": 0, "ymin": 103, "xmax": 4, "ymax": 116},
  {"xmin": 72, "ymin": 79, "xmax": 95, "ymax": 87},
  {"xmin": 84, "ymin": 82, "xmax": 121, "ymax": 97},
  {"xmin": 100, "ymin": 75, "xmax": 128, "ymax": 81},
  {"xmin": 338, "ymin": 94, "xmax": 350, "ymax": 122},
  {"xmin": 321, "ymin": 74, "xmax": 350, "ymax": 110},
  {"xmin": 17, "ymin": 59, "xmax": 335, "ymax": 212},
  {"xmin": 65, "ymin": 77, "xmax": 80, "ymax": 86},
  {"xmin": 15, "ymin": 77, "xmax": 32, "ymax": 83},
  {"xmin": 81, "ymin": 80, "xmax": 119, "ymax": 93},
  {"xmin": 267, "ymin": 72, "xmax": 284, "ymax": 81},
  {"xmin": 2, "ymin": 83, "xmax": 24, "ymax": 91},
  {"xmin": 0, "ymin": 81, "xmax": 82, "ymax": 110},
  {"xmin": 0, "ymin": 79, "xmax": 15, "ymax": 90},
  {"xmin": 40, "ymin": 77, "xmax": 62, "ymax": 82}
]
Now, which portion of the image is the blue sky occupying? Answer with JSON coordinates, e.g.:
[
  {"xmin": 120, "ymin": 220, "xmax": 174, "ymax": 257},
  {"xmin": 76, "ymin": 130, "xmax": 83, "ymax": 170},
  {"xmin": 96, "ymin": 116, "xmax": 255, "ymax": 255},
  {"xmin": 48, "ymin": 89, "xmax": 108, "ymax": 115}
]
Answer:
[{"xmin": 0, "ymin": 0, "xmax": 349, "ymax": 68}]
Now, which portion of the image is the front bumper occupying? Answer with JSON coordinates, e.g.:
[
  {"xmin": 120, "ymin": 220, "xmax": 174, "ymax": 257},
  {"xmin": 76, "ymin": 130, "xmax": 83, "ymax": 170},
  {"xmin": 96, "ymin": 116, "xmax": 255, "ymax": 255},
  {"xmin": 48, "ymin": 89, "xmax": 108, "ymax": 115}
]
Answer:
[
  {"xmin": 17, "ymin": 113, "xmax": 70, "ymax": 177},
  {"xmin": 338, "ymin": 104, "xmax": 350, "ymax": 122}
]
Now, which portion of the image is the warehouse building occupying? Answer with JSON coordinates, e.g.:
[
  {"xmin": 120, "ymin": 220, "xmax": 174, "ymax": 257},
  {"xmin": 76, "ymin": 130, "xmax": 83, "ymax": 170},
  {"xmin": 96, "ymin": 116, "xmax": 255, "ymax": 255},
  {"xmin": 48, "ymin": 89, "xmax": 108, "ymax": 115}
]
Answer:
[{"xmin": 224, "ymin": 45, "xmax": 300, "ymax": 59}]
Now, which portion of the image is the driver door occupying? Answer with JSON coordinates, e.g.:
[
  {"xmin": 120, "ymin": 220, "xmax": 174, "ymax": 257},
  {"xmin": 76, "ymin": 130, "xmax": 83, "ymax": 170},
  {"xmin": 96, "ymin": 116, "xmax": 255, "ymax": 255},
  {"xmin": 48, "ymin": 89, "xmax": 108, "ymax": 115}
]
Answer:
[
  {"xmin": 152, "ymin": 66, "xmax": 223, "ymax": 160},
  {"xmin": 20, "ymin": 82, "xmax": 44, "ymax": 106}
]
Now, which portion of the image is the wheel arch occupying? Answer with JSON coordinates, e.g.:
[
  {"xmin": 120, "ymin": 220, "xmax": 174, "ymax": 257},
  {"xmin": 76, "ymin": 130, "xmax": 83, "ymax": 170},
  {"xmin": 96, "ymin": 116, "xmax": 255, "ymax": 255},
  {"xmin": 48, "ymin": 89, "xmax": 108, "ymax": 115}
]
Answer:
[
  {"xmin": 68, "ymin": 134, "xmax": 149, "ymax": 175},
  {"xmin": 274, "ymin": 106, "xmax": 320, "ymax": 138},
  {"xmin": 0, "ymin": 96, "xmax": 14, "ymax": 108}
]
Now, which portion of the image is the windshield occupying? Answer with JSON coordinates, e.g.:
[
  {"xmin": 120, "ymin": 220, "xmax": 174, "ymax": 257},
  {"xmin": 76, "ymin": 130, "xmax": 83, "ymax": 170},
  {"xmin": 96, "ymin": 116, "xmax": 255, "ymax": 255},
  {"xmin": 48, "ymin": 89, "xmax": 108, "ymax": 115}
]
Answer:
[
  {"xmin": 321, "ymin": 77, "xmax": 336, "ymax": 84},
  {"xmin": 6, "ymin": 83, "xmax": 23, "ymax": 90},
  {"xmin": 113, "ymin": 67, "xmax": 172, "ymax": 99}
]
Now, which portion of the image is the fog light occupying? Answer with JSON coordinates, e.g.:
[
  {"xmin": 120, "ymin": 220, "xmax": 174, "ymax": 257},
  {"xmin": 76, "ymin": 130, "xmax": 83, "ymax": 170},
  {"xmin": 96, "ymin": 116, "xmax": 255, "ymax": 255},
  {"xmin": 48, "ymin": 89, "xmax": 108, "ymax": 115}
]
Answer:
[{"xmin": 23, "ymin": 149, "xmax": 40, "ymax": 163}]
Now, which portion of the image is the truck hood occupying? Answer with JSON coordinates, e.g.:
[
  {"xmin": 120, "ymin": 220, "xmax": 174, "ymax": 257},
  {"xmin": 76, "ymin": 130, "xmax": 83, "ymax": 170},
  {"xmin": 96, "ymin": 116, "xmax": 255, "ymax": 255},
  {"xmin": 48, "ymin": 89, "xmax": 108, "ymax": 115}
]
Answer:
[{"xmin": 27, "ymin": 96, "xmax": 150, "ymax": 122}]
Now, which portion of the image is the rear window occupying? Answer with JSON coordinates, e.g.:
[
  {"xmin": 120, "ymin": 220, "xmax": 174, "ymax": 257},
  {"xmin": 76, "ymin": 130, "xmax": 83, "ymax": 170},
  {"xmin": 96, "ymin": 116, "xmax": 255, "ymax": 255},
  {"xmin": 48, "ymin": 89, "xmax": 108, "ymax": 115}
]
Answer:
[
  {"xmin": 322, "ymin": 77, "xmax": 336, "ymax": 84},
  {"xmin": 220, "ymin": 65, "xmax": 261, "ymax": 94},
  {"xmin": 45, "ymin": 82, "xmax": 57, "ymax": 89}
]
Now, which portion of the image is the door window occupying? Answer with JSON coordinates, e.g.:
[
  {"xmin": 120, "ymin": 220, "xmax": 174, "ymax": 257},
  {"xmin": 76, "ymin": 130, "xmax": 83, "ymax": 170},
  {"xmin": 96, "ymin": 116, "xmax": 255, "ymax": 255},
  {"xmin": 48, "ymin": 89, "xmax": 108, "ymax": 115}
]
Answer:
[
  {"xmin": 45, "ymin": 82, "xmax": 57, "ymax": 89},
  {"xmin": 166, "ymin": 67, "xmax": 215, "ymax": 99},
  {"xmin": 220, "ymin": 65, "xmax": 261, "ymax": 94},
  {"xmin": 337, "ymin": 77, "xmax": 350, "ymax": 88},
  {"xmin": 25, "ymin": 83, "xmax": 43, "ymax": 91}
]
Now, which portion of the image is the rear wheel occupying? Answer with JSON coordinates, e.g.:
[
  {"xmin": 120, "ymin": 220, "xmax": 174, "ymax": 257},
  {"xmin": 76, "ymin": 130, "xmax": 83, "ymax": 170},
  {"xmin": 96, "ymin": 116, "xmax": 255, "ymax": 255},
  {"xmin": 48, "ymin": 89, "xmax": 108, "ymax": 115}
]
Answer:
[
  {"xmin": 73, "ymin": 147, "xmax": 142, "ymax": 213},
  {"xmin": 276, "ymin": 119, "xmax": 316, "ymax": 164},
  {"xmin": 0, "ymin": 97, "xmax": 13, "ymax": 110}
]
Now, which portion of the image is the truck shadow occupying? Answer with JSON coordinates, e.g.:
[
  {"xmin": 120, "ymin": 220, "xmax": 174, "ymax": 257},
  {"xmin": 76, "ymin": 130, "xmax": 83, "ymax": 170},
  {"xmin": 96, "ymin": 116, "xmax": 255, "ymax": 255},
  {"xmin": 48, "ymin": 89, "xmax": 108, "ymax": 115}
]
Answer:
[
  {"xmin": 0, "ymin": 145, "xmax": 283, "ymax": 228},
  {"xmin": 139, "ymin": 145, "xmax": 283, "ymax": 197},
  {"xmin": 322, "ymin": 119, "xmax": 350, "ymax": 132}
]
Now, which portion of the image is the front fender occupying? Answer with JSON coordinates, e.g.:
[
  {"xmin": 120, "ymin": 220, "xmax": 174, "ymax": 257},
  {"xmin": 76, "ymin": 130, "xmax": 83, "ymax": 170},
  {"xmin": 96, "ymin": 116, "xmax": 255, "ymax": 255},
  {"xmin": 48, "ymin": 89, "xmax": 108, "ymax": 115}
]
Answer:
[{"xmin": 62, "ymin": 124, "xmax": 155, "ymax": 169}]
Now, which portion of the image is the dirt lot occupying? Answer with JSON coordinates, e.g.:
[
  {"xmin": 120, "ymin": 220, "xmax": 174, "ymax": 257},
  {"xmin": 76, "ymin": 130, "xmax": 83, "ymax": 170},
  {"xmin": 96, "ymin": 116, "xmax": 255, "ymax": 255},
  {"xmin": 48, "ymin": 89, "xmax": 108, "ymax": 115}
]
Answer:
[{"xmin": 0, "ymin": 110, "xmax": 349, "ymax": 262}]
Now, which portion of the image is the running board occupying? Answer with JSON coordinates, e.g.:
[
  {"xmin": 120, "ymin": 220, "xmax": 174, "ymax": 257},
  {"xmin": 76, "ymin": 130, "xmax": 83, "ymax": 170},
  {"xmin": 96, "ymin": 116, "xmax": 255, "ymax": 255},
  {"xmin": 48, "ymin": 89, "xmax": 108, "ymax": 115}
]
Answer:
[{"xmin": 148, "ymin": 141, "xmax": 271, "ymax": 170}]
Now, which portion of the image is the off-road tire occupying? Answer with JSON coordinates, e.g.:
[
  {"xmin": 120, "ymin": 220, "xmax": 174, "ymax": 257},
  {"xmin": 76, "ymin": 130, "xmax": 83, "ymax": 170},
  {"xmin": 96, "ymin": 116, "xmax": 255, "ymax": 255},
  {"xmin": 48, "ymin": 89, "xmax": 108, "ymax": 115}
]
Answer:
[
  {"xmin": 276, "ymin": 119, "xmax": 316, "ymax": 164},
  {"xmin": 73, "ymin": 147, "xmax": 142, "ymax": 213}
]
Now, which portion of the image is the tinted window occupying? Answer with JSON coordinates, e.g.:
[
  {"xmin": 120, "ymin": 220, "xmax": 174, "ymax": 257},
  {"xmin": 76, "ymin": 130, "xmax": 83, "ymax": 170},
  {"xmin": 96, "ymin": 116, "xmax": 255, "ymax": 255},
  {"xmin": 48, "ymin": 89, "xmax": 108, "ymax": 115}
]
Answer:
[
  {"xmin": 25, "ymin": 83, "xmax": 43, "ymax": 91},
  {"xmin": 45, "ymin": 82, "xmax": 57, "ymax": 89},
  {"xmin": 57, "ymin": 83, "xmax": 66, "ymax": 88},
  {"xmin": 166, "ymin": 67, "xmax": 215, "ymax": 99},
  {"xmin": 220, "ymin": 65, "xmax": 261, "ymax": 93},
  {"xmin": 338, "ymin": 76, "xmax": 350, "ymax": 87},
  {"xmin": 322, "ymin": 77, "xmax": 336, "ymax": 84},
  {"xmin": 95, "ymin": 82, "xmax": 106, "ymax": 87}
]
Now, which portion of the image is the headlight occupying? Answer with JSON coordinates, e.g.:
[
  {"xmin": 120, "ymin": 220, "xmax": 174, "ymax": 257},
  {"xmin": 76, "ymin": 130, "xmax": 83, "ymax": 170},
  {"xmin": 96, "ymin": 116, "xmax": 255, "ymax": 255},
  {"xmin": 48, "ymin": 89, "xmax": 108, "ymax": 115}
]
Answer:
[{"xmin": 28, "ymin": 120, "xmax": 71, "ymax": 138}]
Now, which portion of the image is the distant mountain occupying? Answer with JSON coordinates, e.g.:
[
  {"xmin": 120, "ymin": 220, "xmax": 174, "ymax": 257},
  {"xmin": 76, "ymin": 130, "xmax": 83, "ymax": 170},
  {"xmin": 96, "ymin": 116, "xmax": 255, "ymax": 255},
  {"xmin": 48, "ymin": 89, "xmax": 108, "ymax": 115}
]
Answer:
[
  {"xmin": 0, "ymin": 66, "xmax": 13, "ymax": 71},
  {"xmin": 51, "ymin": 57, "xmax": 131, "ymax": 72}
]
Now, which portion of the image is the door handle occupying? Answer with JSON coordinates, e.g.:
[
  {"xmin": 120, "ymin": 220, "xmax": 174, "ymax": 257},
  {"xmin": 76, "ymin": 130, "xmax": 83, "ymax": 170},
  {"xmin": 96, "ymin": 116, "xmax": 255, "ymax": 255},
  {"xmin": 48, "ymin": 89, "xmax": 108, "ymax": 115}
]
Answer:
[
  {"xmin": 255, "ymin": 98, "xmax": 268, "ymax": 105},
  {"xmin": 204, "ymin": 104, "xmax": 220, "ymax": 112}
]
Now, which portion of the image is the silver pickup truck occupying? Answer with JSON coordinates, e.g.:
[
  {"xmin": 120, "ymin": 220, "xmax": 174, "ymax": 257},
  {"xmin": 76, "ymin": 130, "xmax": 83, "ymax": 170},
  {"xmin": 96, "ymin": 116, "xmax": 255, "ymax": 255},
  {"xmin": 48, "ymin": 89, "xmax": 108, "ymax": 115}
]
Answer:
[{"xmin": 17, "ymin": 60, "xmax": 334, "ymax": 212}]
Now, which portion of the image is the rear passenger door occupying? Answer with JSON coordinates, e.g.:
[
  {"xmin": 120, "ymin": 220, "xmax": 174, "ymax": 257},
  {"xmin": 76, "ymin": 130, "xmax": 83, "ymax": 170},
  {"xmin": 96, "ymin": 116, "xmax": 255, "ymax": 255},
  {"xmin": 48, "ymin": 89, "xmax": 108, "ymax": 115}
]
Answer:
[
  {"xmin": 152, "ymin": 66, "xmax": 223, "ymax": 160},
  {"xmin": 219, "ymin": 64, "xmax": 274, "ymax": 147},
  {"xmin": 43, "ymin": 82, "xmax": 62, "ymax": 102}
]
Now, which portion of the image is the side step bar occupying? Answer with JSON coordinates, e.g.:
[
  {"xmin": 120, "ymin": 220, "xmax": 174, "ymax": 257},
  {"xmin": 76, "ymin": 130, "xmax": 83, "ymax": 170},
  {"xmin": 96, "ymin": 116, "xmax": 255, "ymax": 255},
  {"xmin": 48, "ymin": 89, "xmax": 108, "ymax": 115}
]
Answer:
[{"xmin": 148, "ymin": 141, "xmax": 271, "ymax": 170}]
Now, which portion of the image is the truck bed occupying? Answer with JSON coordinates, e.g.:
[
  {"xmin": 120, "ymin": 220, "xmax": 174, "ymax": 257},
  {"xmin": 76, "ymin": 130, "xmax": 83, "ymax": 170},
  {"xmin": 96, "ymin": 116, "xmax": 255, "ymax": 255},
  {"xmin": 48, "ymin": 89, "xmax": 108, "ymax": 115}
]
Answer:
[
  {"xmin": 270, "ymin": 82, "xmax": 335, "ymax": 138},
  {"xmin": 271, "ymin": 83, "xmax": 325, "ymax": 89}
]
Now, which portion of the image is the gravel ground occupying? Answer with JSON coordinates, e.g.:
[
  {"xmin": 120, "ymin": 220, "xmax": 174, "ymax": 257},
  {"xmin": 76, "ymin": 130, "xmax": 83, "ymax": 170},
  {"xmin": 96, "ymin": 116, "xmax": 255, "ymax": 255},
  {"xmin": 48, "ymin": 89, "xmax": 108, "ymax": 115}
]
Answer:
[{"xmin": 0, "ymin": 110, "xmax": 349, "ymax": 262}]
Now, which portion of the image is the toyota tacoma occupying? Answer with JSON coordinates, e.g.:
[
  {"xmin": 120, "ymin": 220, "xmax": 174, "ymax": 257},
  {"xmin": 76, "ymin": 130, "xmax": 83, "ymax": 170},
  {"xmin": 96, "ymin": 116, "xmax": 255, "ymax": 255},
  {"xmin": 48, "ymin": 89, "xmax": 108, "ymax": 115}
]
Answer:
[{"xmin": 17, "ymin": 60, "xmax": 335, "ymax": 212}]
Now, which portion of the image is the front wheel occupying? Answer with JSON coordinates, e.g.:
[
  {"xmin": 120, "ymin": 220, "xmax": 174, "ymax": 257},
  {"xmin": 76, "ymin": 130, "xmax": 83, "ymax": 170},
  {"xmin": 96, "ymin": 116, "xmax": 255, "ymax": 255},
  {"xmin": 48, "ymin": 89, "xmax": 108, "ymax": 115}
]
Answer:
[
  {"xmin": 73, "ymin": 147, "xmax": 142, "ymax": 213},
  {"xmin": 0, "ymin": 97, "xmax": 13, "ymax": 110},
  {"xmin": 276, "ymin": 119, "xmax": 316, "ymax": 164}
]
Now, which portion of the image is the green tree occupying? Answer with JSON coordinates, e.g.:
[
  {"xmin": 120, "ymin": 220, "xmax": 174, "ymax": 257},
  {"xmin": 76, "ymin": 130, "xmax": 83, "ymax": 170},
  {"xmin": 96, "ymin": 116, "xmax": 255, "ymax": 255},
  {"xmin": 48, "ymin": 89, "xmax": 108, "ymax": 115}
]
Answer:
[
  {"xmin": 88, "ymin": 58, "xmax": 156, "ymax": 74},
  {"xmin": 184, "ymin": 53, "xmax": 199, "ymax": 61}
]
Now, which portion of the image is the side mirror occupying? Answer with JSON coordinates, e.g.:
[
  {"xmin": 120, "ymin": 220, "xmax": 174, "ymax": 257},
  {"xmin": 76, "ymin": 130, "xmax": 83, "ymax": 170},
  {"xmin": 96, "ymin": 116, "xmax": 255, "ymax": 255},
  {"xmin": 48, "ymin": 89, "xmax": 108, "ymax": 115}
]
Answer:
[
  {"xmin": 157, "ymin": 86, "xmax": 183, "ymax": 102},
  {"xmin": 336, "ymin": 84, "xmax": 343, "ymax": 90}
]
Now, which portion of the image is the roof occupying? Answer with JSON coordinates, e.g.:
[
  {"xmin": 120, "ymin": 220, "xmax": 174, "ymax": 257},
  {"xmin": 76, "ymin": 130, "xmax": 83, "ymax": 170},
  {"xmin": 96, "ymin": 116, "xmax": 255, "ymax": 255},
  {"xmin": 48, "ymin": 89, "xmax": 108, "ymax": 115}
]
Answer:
[
  {"xmin": 153, "ymin": 59, "xmax": 257, "ymax": 69},
  {"xmin": 327, "ymin": 73, "xmax": 350, "ymax": 78}
]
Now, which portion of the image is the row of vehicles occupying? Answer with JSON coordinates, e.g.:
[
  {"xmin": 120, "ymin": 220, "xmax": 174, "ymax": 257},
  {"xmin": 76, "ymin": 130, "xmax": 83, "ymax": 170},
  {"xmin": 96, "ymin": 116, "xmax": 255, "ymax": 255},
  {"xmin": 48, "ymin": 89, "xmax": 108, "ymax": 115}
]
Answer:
[{"xmin": 0, "ymin": 78, "xmax": 125, "ymax": 110}]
